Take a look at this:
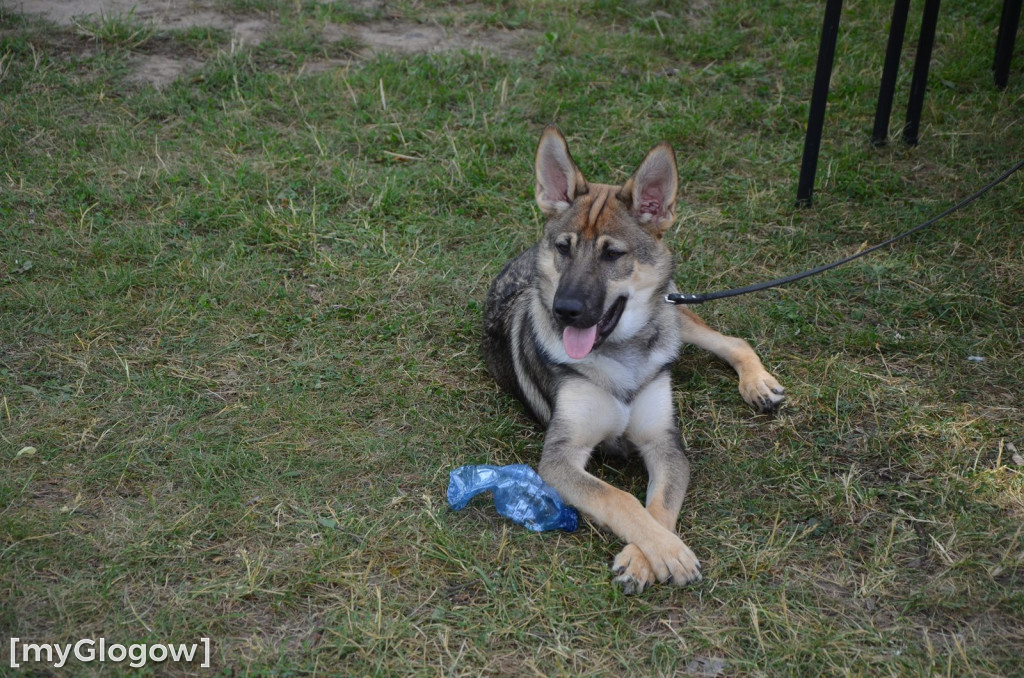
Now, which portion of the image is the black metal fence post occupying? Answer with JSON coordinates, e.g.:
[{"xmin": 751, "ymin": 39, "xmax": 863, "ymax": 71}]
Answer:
[
  {"xmin": 872, "ymin": 0, "xmax": 912, "ymax": 146},
  {"xmin": 994, "ymin": 0, "xmax": 1022, "ymax": 89},
  {"xmin": 904, "ymin": 0, "xmax": 941, "ymax": 146},
  {"xmin": 797, "ymin": 0, "xmax": 844, "ymax": 207}
]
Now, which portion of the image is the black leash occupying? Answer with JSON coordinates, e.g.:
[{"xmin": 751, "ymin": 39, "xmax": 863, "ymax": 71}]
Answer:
[{"xmin": 666, "ymin": 159, "xmax": 1024, "ymax": 305}]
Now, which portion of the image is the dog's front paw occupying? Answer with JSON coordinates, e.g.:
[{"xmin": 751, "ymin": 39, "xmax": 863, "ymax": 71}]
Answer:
[
  {"xmin": 612, "ymin": 544, "xmax": 654, "ymax": 595},
  {"xmin": 740, "ymin": 370, "xmax": 785, "ymax": 413},
  {"xmin": 638, "ymin": 533, "xmax": 702, "ymax": 587}
]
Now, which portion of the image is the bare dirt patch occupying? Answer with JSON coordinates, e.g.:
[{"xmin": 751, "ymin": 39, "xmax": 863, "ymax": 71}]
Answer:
[
  {"xmin": 327, "ymin": 20, "xmax": 531, "ymax": 57},
  {"xmin": 10, "ymin": 0, "xmax": 273, "ymax": 43},
  {"xmin": 125, "ymin": 51, "xmax": 203, "ymax": 86},
  {"xmin": 11, "ymin": 0, "xmax": 534, "ymax": 86}
]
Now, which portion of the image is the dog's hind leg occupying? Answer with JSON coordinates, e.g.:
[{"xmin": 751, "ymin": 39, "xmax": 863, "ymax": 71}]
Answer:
[{"xmin": 677, "ymin": 306, "xmax": 785, "ymax": 413}]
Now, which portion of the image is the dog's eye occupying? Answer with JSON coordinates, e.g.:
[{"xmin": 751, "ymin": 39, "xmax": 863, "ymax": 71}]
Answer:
[
  {"xmin": 555, "ymin": 241, "xmax": 572, "ymax": 257},
  {"xmin": 603, "ymin": 248, "xmax": 626, "ymax": 262}
]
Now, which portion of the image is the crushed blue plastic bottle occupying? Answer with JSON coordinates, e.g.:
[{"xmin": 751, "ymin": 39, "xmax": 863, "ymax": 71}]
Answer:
[{"xmin": 447, "ymin": 464, "xmax": 578, "ymax": 532}]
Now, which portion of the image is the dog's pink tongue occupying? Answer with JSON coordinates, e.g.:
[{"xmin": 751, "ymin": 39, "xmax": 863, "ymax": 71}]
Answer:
[{"xmin": 563, "ymin": 325, "xmax": 598, "ymax": 360}]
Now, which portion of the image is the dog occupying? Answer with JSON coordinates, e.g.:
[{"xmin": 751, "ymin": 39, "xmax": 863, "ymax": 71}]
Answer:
[{"xmin": 481, "ymin": 127, "xmax": 785, "ymax": 593}]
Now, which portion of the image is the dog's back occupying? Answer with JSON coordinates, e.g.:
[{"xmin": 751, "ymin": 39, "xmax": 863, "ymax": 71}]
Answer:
[{"xmin": 482, "ymin": 245, "xmax": 561, "ymax": 425}]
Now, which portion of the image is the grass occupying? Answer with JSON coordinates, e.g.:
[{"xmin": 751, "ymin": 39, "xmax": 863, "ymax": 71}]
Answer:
[
  {"xmin": 71, "ymin": 7, "xmax": 155, "ymax": 50},
  {"xmin": 1, "ymin": 0, "xmax": 1022, "ymax": 675}
]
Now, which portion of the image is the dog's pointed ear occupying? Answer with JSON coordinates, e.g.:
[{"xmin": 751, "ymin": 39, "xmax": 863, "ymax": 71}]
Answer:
[
  {"xmin": 620, "ymin": 142, "xmax": 678, "ymax": 237},
  {"xmin": 535, "ymin": 126, "xmax": 588, "ymax": 217}
]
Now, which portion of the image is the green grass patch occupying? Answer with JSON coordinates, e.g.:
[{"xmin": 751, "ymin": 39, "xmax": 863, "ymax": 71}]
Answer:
[{"xmin": 71, "ymin": 7, "xmax": 156, "ymax": 50}]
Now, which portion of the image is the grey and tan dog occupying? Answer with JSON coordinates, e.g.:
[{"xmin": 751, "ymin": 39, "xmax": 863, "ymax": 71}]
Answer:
[{"xmin": 482, "ymin": 127, "xmax": 784, "ymax": 593}]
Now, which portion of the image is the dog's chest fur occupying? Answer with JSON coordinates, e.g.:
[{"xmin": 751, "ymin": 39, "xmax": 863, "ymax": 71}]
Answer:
[
  {"xmin": 527, "ymin": 290, "xmax": 680, "ymax": 403},
  {"xmin": 482, "ymin": 237, "xmax": 683, "ymax": 429}
]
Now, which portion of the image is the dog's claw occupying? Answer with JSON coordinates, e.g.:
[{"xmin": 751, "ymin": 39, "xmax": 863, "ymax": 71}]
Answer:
[
  {"xmin": 741, "ymin": 369, "xmax": 786, "ymax": 413},
  {"xmin": 614, "ymin": 572, "xmax": 655, "ymax": 596},
  {"xmin": 612, "ymin": 544, "xmax": 654, "ymax": 594},
  {"xmin": 615, "ymin": 574, "xmax": 644, "ymax": 596},
  {"xmin": 759, "ymin": 396, "xmax": 780, "ymax": 414}
]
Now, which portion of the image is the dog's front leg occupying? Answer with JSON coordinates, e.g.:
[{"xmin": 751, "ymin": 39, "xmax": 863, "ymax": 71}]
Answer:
[
  {"xmin": 677, "ymin": 306, "xmax": 785, "ymax": 412},
  {"xmin": 608, "ymin": 372, "xmax": 700, "ymax": 593},
  {"xmin": 538, "ymin": 380, "xmax": 701, "ymax": 592}
]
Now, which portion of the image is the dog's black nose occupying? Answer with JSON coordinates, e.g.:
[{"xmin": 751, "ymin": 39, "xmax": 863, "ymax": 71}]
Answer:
[{"xmin": 553, "ymin": 297, "xmax": 584, "ymax": 323}]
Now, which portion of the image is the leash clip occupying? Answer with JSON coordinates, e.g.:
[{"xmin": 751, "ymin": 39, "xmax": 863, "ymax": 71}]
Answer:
[{"xmin": 665, "ymin": 293, "xmax": 703, "ymax": 305}]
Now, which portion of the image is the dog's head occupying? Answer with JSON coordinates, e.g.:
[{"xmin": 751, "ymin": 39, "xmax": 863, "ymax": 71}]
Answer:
[{"xmin": 533, "ymin": 126, "xmax": 678, "ymax": 360}]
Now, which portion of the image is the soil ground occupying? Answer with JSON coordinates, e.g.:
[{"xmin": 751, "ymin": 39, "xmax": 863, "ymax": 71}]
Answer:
[{"xmin": 9, "ymin": 0, "xmax": 532, "ymax": 85}]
